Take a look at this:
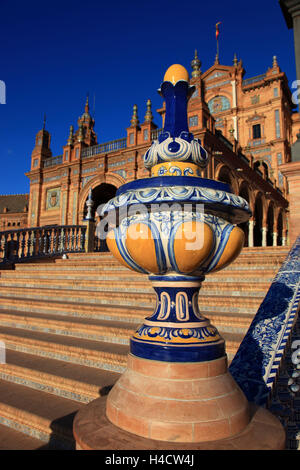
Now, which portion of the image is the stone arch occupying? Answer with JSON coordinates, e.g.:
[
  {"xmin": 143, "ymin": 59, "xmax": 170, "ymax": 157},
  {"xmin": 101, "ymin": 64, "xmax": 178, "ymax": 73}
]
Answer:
[
  {"xmin": 266, "ymin": 201, "xmax": 275, "ymax": 246},
  {"xmin": 253, "ymin": 192, "xmax": 264, "ymax": 246},
  {"xmin": 215, "ymin": 164, "xmax": 237, "ymax": 193},
  {"xmin": 78, "ymin": 172, "xmax": 125, "ymax": 220},
  {"xmin": 277, "ymin": 210, "xmax": 284, "ymax": 246},
  {"xmin": 238, "ymin": 181, "xmax": 251, "ymax": 246}
]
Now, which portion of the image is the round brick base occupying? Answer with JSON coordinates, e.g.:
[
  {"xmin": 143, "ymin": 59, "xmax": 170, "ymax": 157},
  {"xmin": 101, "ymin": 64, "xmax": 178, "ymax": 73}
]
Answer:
[
  {"xmin": 105, "ymin": 354, "xmax": 250, "ymax": 442},
  {"xmin": 73, "ymin": 397, "xmax": 286, "ymax": 450}
]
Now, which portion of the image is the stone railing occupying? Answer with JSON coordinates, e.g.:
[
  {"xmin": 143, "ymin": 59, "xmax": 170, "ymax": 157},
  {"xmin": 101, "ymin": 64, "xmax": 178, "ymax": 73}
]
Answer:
[
  {"xmin": 43, "ymin": 155, "xmax": 63, "ymax": 168},
  {"xmin": 229, "ymin": 236, "xmax": 300, "ymax": 447},
  {"xmin": 81, "ymin": 138, "xmax": 127, "ymax": 159},
  {"xmin": 0, "ymin": 224, "xmax": 87, "ymax": 264},
  {"xmin": 242, "ymin": 73, "xmax": 266, "ymax": 87}
]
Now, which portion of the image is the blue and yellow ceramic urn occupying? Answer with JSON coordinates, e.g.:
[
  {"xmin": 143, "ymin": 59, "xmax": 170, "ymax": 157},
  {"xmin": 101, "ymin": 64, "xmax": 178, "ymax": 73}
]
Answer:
[{"xmin": 101, "ymin": 64, "xmax": 251, "ymax": 364}]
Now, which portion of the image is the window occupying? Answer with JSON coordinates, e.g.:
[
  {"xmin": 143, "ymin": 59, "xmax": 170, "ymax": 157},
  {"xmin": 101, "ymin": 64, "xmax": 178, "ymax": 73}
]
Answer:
[
  {"xmin": 274, "ymin": 88, "xmax": 278, "ymax": 97},
  {"xmin": 75, "ymin": 148, "xmax": 79, "ymax": 159},
  {"xmin": 65, "ymin": 150, "xmax": 69, "ymax": 161},
  {"xmin": 33, "ymin": 159, "xmax": 38, "ymax": 167},
  {"xmin": 252, "ymin": 124, "xmax": 261, "ymax": 139},
  {"xmin": 129, "ymin": 133, "xmax": 134, "ymax": 145},
  {"xmin": 189, "ymin": 115, "xmax": 198, "ymax": 128},
  {"xmin": 143, "ymin": 129, "xmax": 148, "ymax": 141},
  {"xmin": 277, "ymin": 153, "xmax": 282, "ymax": 165}
]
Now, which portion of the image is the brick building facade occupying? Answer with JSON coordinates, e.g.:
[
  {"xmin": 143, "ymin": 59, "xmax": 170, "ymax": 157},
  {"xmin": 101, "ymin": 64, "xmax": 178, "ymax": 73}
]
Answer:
[{"xmin": 1, "ymin": 53, "xmax": 297, "ymax": 247}]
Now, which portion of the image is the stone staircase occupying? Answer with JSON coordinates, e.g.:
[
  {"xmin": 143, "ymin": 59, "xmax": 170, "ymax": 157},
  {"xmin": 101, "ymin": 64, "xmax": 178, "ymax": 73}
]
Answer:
[{"xmin": 0, "ymin": 246, "xmax": 289, "ymax": 449}]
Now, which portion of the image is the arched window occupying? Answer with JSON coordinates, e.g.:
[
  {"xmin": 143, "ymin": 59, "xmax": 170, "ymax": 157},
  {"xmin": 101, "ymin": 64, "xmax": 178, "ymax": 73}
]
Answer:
[{"xmin": 208, "ymin": 96, "xmax": 230, "ymax": 114}]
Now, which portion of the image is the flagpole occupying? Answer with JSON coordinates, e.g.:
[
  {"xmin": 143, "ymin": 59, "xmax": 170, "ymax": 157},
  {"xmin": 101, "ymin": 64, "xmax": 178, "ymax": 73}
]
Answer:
[{"xmin": 215, "ymin": 22, "xmax": 221, "ymax": 63}]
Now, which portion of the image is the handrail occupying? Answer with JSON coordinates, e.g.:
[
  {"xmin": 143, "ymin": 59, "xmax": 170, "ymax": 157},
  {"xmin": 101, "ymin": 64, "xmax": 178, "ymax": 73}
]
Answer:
[
  {"xmin": 0, "ymin": 224, "xmax": 87, "ymax": 264},
  {"xmin": 229, "ymin": 237, "xmax": 300, "ymax": 408}
]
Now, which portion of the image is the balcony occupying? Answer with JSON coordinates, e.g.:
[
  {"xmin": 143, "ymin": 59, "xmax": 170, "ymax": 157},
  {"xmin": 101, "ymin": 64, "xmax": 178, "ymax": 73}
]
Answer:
[
  {"xmin": 81, "ymin": 138, "xmax": 127, "ymax": 159},
  {"xmin": 43, "ymin": 155, "xmax": 63, "ymax": 168}
]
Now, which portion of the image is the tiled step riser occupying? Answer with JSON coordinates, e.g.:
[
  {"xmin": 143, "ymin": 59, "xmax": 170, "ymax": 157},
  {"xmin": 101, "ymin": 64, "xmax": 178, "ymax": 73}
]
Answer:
[
  {"xmin": 0, "ymin": 314, "xmax": 135, "ymax": 345},
  {"xmin": 0, "ymin": 334, "xmax": 128, "ymax": 373},
  {"xmin": 0, "ymin": 298, "xmax": 148, "ymax": 323},
  {"xmin": 0, "ymin": 285, "xmax": 265, "ymax": 306},
  {"xmin": 0, "ymin": 311, "xmax": 251, "ymax": 347},
  {"xmin": 0, "ymin": 366, "xmax": 101, "ymax": 404},
  {"xmin": 0, "ymin": 295, "xmax": 260, "ymax": 316},
  {"xmin": 0, "ymin": 278, "xmax": 272, "ymax": 293},
  {"xmin": 13, "ymin": 259, "xmax": 285, "ymax": 271},
  {"xmin": 0, "ymin": 404, "xmax": 74, "ymax": 448}
]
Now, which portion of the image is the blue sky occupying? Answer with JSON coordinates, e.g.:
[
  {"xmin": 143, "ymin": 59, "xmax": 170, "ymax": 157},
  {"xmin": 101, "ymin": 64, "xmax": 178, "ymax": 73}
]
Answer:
[{"xmin": 0, "ymin": 0, "xmax": 296, "ymax": 195}]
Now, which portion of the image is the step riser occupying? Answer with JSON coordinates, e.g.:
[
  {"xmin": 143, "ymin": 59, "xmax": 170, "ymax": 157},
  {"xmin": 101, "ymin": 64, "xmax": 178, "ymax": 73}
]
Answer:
[
  {"xmin": 0, "ymin": 279, "xmax": 271, "ymax": 293},
  {"xmin": 0, "ymin": 296, "xmax": 259, "ymax": 315},
  {"xmin": 0, "ymin": 405, "xmax": 74, "ymax": 448},
  {"xmin": 0, "ymin": 367, "xmax": 101, "ymax": 404},
  {"xmin": 0, "ymin": 334, "xmax": 128, "ymax": 373},
  {"xmin": 0, "ymin": 247, "xmax": 287, "ymax": 449},
  {"xmin": 0, "ymin": 286, "xmax": 264, "ymax": 305},
  {"xmin": 0, "ymin": 315, "xmax": 135, "ymax": 345}
]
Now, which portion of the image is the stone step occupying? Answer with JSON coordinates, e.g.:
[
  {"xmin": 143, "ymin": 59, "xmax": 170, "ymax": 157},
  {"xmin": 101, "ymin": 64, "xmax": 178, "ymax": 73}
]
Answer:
[
  {"xmin": 0, "ymin": 349, "xmax": 120, "ymax": 404},
  {"xmin": 0, "ymin": 326, "xmax": 129, "ymax": 372},
  {"xmin": 0, "ymin": 309, "xmax": 137, "ymax": 345},
  {"xmin": 0, "ymin": 268, "xmax": 278, "ymax": 285},
  {"xmin": 0, "ymin": 286, "xmax": 264, "ymax": 311},
  {"xmin": 0, "ymin": 421, "xmax": 48, "ymax": 450},
  {"xmin": 0, "ymin": 277, "xmax": 271, "ymax": 293},
  {"xmin": 0, "ymin": 379, "xmax": 83, "ymax": 448},
  {"xmin": 0, "ymin": 290, "xmax": 261, "ymax": 316},
  {"xmin": 0, "ymin": 269, "xmax": 275, "ymax": 283},
  {"xmin": 0, "ymin": 307, "xmax": 253, "ymax": 343}
]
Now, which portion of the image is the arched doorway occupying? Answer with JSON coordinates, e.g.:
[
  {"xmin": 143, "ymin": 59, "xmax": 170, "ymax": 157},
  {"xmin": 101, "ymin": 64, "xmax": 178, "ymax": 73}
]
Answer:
[
  {"xmin": 217, "ymin": 165, "xmax": 233, "ymax": 188},
  {"xmin": 83, "ymin": 183, "xmax": 117, "ymax": 251},
  {"xmin": 254, "ymin": 194, "xmax": 263, "ymax": 246},
  {"xmin": 266, "ymin": 203, "xmax": 274, "ymax": 246},
  {"xmin": 238, "ymin": 182, "xmax": 250, "ymax": 247},
  {"xmin": 277, "ymin": 211, "xmax": 283, "ymax": 246}
]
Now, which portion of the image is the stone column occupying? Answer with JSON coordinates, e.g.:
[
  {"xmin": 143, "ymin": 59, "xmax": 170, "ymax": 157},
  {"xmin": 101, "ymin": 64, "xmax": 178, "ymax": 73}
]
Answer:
[
  {"xmin": 248, "ymin": 219, "xmax": 254, "ymax": 247},
  {"xmin": 273, "ymin": 231, "xmax": 278, "ymax": 247},
  {"xmin": 262, "ymin": 226, "xmax": 267, "ymax": 247}
]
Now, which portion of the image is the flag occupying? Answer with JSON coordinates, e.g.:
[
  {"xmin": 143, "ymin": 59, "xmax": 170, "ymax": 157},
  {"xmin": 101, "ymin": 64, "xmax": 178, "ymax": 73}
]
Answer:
[{"xmin": 216, "ymin": 22, "xmax": 221, "ymax": 40}]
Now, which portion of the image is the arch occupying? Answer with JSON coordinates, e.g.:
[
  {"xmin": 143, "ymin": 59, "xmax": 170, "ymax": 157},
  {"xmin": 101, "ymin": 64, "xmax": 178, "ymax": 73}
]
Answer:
[
  {"xmin": 78, "ymin": 172, "xmax": 125, "ymax": 219},
  {"xmin": 253, "ymin": 192, "xmax": 264, "ymax": 246},
  {"xmin": 238, "ymin": 181, "xmax": 250, "ymax": 247},
  {"xmin": 277, "ymin": 210, "xmax": 283, "ymax": 246},
  {"xmin": 266, "ymin": 202, "xmax": 274, "ymax": 246},
  {"xmin": 215, "ymin": 164, "xmax": 236, "ymax": 192}
]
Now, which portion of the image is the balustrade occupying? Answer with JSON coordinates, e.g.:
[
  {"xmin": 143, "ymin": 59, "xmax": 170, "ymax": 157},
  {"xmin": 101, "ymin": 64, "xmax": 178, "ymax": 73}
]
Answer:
[{"xmin": 0, "ymin": 225, "xmax": 87, "ymax": 264}]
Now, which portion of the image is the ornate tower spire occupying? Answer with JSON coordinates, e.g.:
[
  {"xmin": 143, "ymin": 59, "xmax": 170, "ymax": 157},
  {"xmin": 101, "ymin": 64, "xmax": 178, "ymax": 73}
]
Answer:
[
  {"xmin": 130, "ymin": 104, "xmax": 139, "ymax": 127},
  {"xmin": 144, "ymin": 99, "xmax": 153, "ymax": 122},
  {"xmin": 191, "ymin": 49, "xmax": 201, "ymax": 77},
  {"xmin": 273, "ymin": 55, "xmax": 278, "ymax": 68},
  {"xmin": 67, "ymin": 125, "xmax": 74, "ymax": 146},
  {"xmin": 77, "ymin": 123, "xmax": 84, "ymax": 142},
  {"xmin": 85, "ymin": 94, "xmax": 89, "ymax": 114},
  {"xmin": 233, "ymin": 53, "xmax": 238, "ymax": 67}
]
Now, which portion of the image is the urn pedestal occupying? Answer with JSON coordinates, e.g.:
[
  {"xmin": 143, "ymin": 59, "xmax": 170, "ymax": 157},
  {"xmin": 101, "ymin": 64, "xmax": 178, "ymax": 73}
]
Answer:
[{"xmin": 73, "ymin": 64, "xmax": 285, "ymax": 450}]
